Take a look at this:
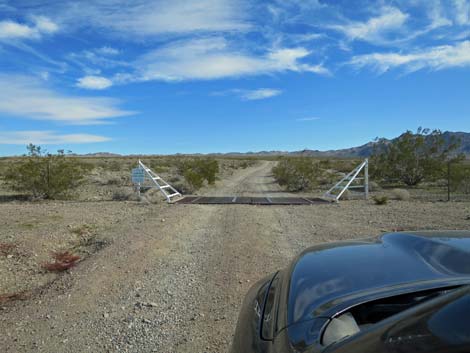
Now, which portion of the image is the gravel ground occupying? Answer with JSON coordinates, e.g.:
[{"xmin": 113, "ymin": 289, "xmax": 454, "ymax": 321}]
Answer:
[{"xmin": 1, "ymin": 161, "xmax": 470, "ymax": 352}]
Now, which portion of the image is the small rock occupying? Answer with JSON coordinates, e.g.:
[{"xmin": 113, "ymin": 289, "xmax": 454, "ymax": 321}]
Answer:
[{"xmin": 103, "ymin": 313, "xmax": 109, "ymax": 318}]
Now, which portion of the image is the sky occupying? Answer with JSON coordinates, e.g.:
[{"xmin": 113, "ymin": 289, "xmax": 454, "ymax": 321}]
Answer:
[{"xmin": 0, "ymin": 0, "xmax": 470, "ymax": 156}]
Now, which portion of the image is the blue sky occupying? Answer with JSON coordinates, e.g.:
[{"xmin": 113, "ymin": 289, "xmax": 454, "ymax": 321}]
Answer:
[{"xmin": 1, "ymin": 0, "xmax": 470, "ymax": 155}]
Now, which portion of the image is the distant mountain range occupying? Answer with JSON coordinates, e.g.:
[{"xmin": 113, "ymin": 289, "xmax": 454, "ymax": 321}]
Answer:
[
  {"xmin": 74, "ymin": 131, "xmax": 470, "ymax": 158},
  {"xmin": 289, "ymin": 131, "xmax": 470, "ymax": 158}
]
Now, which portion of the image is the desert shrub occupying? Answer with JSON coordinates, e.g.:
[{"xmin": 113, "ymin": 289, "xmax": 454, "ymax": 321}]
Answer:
[
  {"xmin": 318, "ymin": 159, "xmax": 331, "ymax": 169},
  {"xmin": 373, "ymin": 195, "xmax": 389, "ymax": 205},
  {"xmin": 183, "ymin": 169, "xmax": 204, "ymax": 191},
  {"xmin": 179, "ymin": 158, "xmax": 219, "ymax": 191},
  {"xmin": 42, "ymin": 251, "xmax": 80, "ymax": 272},
  {"xmin": 368, "ymin": 181, "xmax": 381, "ymax": 192},
  {"xmin": 272, "ymin": 157, "xmax": 322, "ymax": 192},
  {"xmin": 107, "ymin": 160, "xmax": 122, "ymax": 172},
  {"xmin": 106, "ymin": 176, "xmax": 122, "ymax": 185},
  {"xmin": 371, "ymin": 128, "xmax": 462, "ymax": 186},
  {"xmin": 2, "ymin": 144, "xmax": 91, "ymax": 199},
  {"xmin": 390, "ymin": 188, "xmax": 411, "ymax": 201},
  {"xmin": 112, "ymin": 189, "xmax": 138, "ymax": 201},
  {"xmin": 449, "ymin": 163, "xmax": 470, "ymax": 194},
  {"xmin": 70, "ymin": 224, "xmax": 94, "ymax": 237}
]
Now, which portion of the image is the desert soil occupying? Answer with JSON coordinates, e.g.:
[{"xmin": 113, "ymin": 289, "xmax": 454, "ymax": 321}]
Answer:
[{"xmin": 1, "ymin": 161, "xmax": 470, "ymax": 353}]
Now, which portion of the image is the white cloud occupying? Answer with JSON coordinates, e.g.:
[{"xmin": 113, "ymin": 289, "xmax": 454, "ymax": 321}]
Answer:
[
  {"xmin": 77, "ymin": 75, "xmax": 113, "ymax": 90},
  {"xmin": 296, "ymin": 117, "xmax": 320, "ymax": 121},
  {"xmin": 0, "ymin": 75, "xmax": 133, "ymax": 124},
  {"xmin": 0, "ymin": 130, "xmax": 111, "ymax": 145},
  {"xmin": 32, "ymin": 16, "xmax": 59, "ymax": 34},
  {"xmin": 241, "ymin": 88, "xmax": 282, "ymax": 100},
  {"xmin": 214, "ymin": 88, "xmax": 283, "ymax": 100},
  {"xmin": 96, "ymin": 46, "xmax": 120, "ymax": 55},
  {"xmin": 330, "ymin": 7, "xmax": 409, "ymax": 43},
  {"xmin": 350, "ymin": 40, "xmax": 470, "ymax": 73},
  {"xmin": 453, "ymin": 0, "xmax": 470, "ymax": 25},
  {"xmin": 0, "ymin": 21, "xmax": 37, "ymax": 40},
  {"xmin": 0, "ymin": 17, "xmax": 58, "ymax": 41},
  {"xmin": 130, "ymin": 37, "xmax": 329, "ymax": 82},
  {"xmin": 52, "ymin": 0, "xmax": 249, "ymax": 37}
]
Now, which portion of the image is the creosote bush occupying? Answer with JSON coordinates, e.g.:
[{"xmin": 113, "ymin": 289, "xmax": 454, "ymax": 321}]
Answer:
[
  {"xmin": 179, "ymin": 158, "xmax": 219, "ymax": 192},
  {"xmin": 449, "ymin": 163, "xmax": 470, "ymax": 194},
  {"xmin": 2, "ymin": 144, "xmax": 91, "ymax": 200},
  {"xmin": 371, "ymin": 128, "xmax": 462, "ymax": 186},
  {"xmin": 272, "ymin": 157, "xmax": 322, "ymax": 192}
]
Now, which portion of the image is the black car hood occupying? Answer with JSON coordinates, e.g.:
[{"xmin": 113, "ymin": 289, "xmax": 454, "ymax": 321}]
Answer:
[{"xmin": 287, "ymin": 231, "xmax": 470, "ymax": 326}]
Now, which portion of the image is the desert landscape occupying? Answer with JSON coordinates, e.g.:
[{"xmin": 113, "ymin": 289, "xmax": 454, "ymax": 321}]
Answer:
[{"xmin": 1, "ymin": 156, "xmax": 469, "ymax": 353}]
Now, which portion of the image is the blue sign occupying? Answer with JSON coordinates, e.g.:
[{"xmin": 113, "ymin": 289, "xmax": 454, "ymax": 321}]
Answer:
[{"xmin": 132, "ymin": 168, "xmax": 145, "ymax": 183}]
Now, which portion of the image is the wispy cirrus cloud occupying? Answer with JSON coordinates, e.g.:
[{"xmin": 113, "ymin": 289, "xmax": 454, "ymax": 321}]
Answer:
[
  {"xmin": 125, "ymin": 37, "xmax": 329, "ymax": 82},
  {"xmin": 0, "ymin": 75, "xmax": 134, "ymax": 124},
  {"xmin": 296, "ymin": 117, "xmax": 320, "ymax": 122},
  {"xmin": 453, "ymin": 0, "xmax": 470, "ymax": 25},
  {"xmin": 39, "ymin": 0, "xmax": 250, "ymax": 38},
  {"xmin": 213, "ymin": 88, "xmax": 283, "ymax": 100},
  {"xmin": 350, "ymin": 40, "xmax": 470, "ymax": 73},
  {"xmin": 329, "ymin": 6, "xmax": 409, "ymax": 44},
  {"xmin": 240, "ymin": 88, "xmax": 282, "ymax": 100},
  {"xmin": 0, "ymin": 130, "xmax": 111, "ymax": 145}
]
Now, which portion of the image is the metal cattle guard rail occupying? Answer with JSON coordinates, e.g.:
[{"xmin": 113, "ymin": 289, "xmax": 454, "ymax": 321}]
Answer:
[{"xmin": 138, "ymin": 160, "xmax": 182, "ymax": 203}]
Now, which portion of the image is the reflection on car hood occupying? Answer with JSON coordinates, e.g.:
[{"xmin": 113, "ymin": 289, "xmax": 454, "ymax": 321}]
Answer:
[{"xmin": 288, "ymin": 231, "xmax": 470, "ymax": 326}]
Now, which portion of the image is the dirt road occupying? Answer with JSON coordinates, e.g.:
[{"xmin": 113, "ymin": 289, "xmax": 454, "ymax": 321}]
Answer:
[{"xmin": 1, "ymin": 162, "xmax": 470, "ymax": 353}]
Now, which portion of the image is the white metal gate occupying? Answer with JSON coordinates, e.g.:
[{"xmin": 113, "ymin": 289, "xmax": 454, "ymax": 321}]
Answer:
[
  {"xmin": 134, "ymin": 160, "xmax": 182, "ymax": 203},
  {"xmin": 324, "ymin": 159, "xmax": 369, "ymax": 202}
]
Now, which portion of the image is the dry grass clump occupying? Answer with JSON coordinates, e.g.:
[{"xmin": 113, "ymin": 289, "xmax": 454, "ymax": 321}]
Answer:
[
  {"xmin": 42, "ymin": 251, "xmax": 80, "ymax": 272},
  {"xmin": 390, "ymin": 188, "xmax": 411, "ymax": 201},
  {"xmin": 339, "ymin": 189, "xmax": 351, "ymax": 200},
  {"xmin": 373, "ymin": 195, "xmax": 389, "ymax": 205},
  {"xmin": 368, "ymin": 181, "xmax": 381, "ymax": 192},
  {"xmin": 70, "ymin": 224, "xmax": 93, "ymax": 237}
]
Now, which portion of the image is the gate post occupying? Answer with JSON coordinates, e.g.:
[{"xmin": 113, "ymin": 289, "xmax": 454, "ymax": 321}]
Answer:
[{"xmin": 364, "ymin": 158, "xmax": 369, "ymax": 200}]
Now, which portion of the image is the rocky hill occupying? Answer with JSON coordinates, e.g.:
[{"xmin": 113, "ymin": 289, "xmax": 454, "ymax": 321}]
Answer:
[{"xmin": 289, "ymin": 131, "xmax": 470, "ymax": 158}]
